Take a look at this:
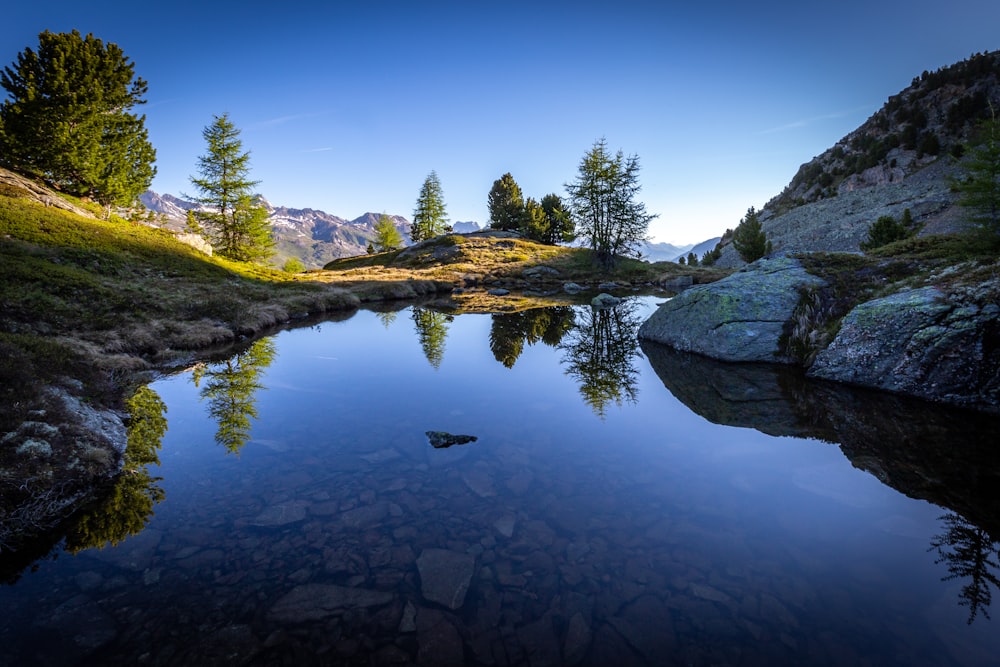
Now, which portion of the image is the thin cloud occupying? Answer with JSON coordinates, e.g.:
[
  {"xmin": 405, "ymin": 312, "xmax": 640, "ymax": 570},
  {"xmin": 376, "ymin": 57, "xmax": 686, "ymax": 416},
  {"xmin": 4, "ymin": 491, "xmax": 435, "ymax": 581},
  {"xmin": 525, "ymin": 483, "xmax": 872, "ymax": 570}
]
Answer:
[
  {"xmin": 299, "ymin": 146, "xmax": 334, "ymax": 153},
  {"xmin": 757, "ymin": 105, "xmax": 871, "ymax": 135},
  {"xmin": 249, "ymin": 112, "xmax": 327, "ymax": 130}
]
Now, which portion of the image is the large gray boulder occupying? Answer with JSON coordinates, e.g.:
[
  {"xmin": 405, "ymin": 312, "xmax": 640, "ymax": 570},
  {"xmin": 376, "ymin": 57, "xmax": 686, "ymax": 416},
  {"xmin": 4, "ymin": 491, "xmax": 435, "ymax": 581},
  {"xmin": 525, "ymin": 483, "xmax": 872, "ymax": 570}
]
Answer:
[
  {"xmin": 808, "ymin": 285, "xmax": 1000, "ymax": 412},
  {"xmin": 638, "ymin": 256, "xmax": 825, "ymax": 363}
]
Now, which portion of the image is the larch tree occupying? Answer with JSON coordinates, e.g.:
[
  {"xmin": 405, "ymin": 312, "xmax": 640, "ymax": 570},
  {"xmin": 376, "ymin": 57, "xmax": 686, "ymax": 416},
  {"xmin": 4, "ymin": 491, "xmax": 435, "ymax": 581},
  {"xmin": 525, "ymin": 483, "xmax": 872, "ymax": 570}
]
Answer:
[
  {"xmin": 488, "ymin": 172, "xmax": 525, "ymax": 231},
  {"xmin": 189, "ymin": 113, "xmax": 273, "ymax": 262},
  {"xmin": 0, "ymin": 30, "xmax": 156, "ymax": 214},
  {"xmin": 373, "ymin": 213, "xmax": 404, "ymax": 252},
  {"xmin": 565, "ymin": 138, "xmax": 655, "ymax": 267},
  {"xmin": 410, "ymin": 171, "xmax": 449, "ymax": 242}
]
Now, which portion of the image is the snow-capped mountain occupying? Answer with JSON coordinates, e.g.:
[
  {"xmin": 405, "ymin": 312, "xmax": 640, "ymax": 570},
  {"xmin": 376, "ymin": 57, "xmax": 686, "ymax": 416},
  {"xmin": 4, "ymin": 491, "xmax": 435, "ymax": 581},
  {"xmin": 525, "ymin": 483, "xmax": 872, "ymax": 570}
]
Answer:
[{"xmin": 139, "ymin": 191, "xmax": 415, "ymax": 268}]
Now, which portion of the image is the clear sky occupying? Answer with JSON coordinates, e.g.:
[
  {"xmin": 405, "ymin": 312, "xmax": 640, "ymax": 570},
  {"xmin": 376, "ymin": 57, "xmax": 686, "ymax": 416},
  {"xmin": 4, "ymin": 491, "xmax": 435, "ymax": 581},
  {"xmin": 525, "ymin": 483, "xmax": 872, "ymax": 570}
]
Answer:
[{"xmin": 4, "ymin": 1, "xmax": 1000, "ymax": 244}]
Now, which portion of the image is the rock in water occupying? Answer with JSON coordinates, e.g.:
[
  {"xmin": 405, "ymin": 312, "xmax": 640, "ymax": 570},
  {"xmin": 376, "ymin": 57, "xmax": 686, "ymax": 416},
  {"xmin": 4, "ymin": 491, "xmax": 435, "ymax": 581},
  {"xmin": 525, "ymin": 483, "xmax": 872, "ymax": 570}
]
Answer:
[
  {"xmin": 416, "ymin": 548, "xmax": 475, "ymax": 609},
  {"xmin": 268, "ymin": 584, "xmax": 393, "ymax": 623},
  {"xmin": 591, "ymin": 293, "xmax": 621, "ymax": 308},
  {"xmin": 808, "ymin": 285, "xmax": 1000, "ymax": 411},
  {"xmin": 426, "ymin": 431, "xmax": 478, "ymax": 449},
  {"xmin": 638, "ymin": 256, "xmax": 825, "ymax": 363}
]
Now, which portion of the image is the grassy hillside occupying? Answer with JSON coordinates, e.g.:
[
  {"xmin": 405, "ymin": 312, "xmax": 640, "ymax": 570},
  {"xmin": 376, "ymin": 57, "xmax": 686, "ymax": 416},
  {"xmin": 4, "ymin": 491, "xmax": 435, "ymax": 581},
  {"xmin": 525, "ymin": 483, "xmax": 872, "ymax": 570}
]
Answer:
[{"xmin": 324, "ymin": 231, "xmax": 723, "ymax": 291}]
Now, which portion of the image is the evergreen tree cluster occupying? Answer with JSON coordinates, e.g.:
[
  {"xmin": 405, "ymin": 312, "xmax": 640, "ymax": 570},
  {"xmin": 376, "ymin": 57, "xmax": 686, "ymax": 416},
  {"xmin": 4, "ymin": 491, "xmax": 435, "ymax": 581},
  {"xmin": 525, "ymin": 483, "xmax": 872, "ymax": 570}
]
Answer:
[
  {"xmin": 487, "ymin": 173, "xmax": 574, "ymax": 245},
  {"xmin": 0, "ymin": 30, "xmax": 156, "ymax": 212},
  {"xmin": 859, "ymin": 209, "xmax": 919, "ymax": 252}
]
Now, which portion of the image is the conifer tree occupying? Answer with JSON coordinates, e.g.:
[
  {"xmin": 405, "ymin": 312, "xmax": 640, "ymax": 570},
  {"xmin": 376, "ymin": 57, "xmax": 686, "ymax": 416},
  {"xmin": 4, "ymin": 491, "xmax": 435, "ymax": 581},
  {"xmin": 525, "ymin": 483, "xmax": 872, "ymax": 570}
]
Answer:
[
  {"xmin": 566, "ymin": 139, "xmax": 655, "ymax": 267},
  {"xmin": 411, "ymin": 171, "xmax": 449, "ymax": 242},
  {"xmin": 189, "ymin": 114, "xmax": 273, "ymax": 262},
  {"xmin": 732, "ymin": 206, "xmax": 771, "ymax": 263},
  {"xmin": 488, "ymin": 172, "xmax": 525, "ymax": 231},
  {"xmin": 954, "ymin": 107, "xmax": 1000, "ymax": 240},
  {"xmin": 373, "ymin": 213, "xmax": 404, "ymax": 252},
  {"xmin": 0, "ymin": 30, "xmax": 156, "ymax": 212}
]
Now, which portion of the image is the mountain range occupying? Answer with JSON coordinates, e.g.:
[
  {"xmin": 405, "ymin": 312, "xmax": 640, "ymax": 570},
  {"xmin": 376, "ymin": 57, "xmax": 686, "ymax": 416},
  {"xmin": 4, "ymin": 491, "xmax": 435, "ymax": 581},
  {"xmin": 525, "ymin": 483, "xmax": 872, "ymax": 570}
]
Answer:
[{"xmin": 140, "ymin": 191, "xmax": 710, "ymax": 267}]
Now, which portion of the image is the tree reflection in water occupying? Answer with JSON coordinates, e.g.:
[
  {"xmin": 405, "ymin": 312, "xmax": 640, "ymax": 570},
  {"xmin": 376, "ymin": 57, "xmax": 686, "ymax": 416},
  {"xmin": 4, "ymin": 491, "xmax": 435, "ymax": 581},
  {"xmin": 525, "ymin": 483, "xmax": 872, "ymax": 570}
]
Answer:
[
  {"xmin": 930, "ymin": 513, "xmax": 1000, "ymax": 623},
  {"xmin": 489, "ymin": 307, "xmax": 575, "ymax": 368},
  {"xmin": 411, "ymin": 307, "xmax": 452, "ymax": 370},
  {"xmin": 64, "ymin": 386, "xmax": 167, "ymax": 553},
  {"xmin": 559, "ymin": 301, "xmax": 643, "ymax": 418},
  {"xmin": 192, "ymin": 338, "xmax": 277, "ymax": 453}
]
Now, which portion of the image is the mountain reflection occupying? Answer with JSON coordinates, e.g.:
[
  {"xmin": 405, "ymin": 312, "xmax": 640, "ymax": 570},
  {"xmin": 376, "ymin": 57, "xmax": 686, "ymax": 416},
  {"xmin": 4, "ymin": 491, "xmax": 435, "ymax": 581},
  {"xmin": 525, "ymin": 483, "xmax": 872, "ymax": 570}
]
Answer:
[
  {"xmin": 193, "ymin": 338, "xmax": 277, "ymax": 453},
  {"xmin": 642, "ymin": 340, "xmax": 1000, "ymax": 622}
]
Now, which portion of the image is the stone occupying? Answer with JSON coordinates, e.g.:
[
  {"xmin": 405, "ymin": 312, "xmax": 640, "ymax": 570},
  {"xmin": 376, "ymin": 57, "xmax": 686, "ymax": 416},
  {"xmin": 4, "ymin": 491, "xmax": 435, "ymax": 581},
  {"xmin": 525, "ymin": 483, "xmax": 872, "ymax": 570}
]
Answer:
[
  {"xmin": 462, "ymin": 464, "xmax": 497, "ymax": 498},
  {"xmin": 37, "ymin": 594, "xmax": 118, "ymax": 652},
  {"xmin": 808, "ymin": 285, "xmax": 1000, "ymax": 412},
  {"xmin": 338, "ymin": 500, "xmax": 389, "ymax": 528},
  {"xmin": 416, "ymin": 608, "xmax": 465, "ymax": 667},
  {"xmin": 639, "ymin": 256, "xmax": 826, "ymax": 363},
  {"xmin": 516, "ymin": 614, "xmax": 562, "ymax": 667},
  {"xmin": 248, "ymin": 500, "xmax": 309, "ymax": 527},
  {"xmin": 563, "ymin": 282, "xmax": 585, "ymax": 293},
  {"xmin": 399, "ymin": 600, "xmax": 418, "ymax": 632},
  {"xmin": 598, "ymin": 282, "xmax": 620, "ymax": 291},
  {"xmin": 563, "ymin": 612, "xmax": 592, "ymax": 665},
  {"xmin": 591, "ymin": 293, "xmax": 621, "ymax": 308},
  {"xmin": 487, "ymin": 288, "xmax": 510, "ymax": 296},
  {"xmin": 608, "ymin": 595, "xmax": 676, "ymax": 662},
  {"xmin": 416, "ymin": 548, "xmax": 476, "ymax": 609},
  {"xmin": 268, "ymin": 584, "xmax": 394, "ymax": 623},
  {"xmin": 523, "ymin": 265, "xmax": 561, "ymax": 278},
  {"xmin": 493, "ymin": 514, "xmax": 516, "ymax": 538},
  {"xmin": 426, "ymin": 431, "xmax": 478, "ymax": 449}
]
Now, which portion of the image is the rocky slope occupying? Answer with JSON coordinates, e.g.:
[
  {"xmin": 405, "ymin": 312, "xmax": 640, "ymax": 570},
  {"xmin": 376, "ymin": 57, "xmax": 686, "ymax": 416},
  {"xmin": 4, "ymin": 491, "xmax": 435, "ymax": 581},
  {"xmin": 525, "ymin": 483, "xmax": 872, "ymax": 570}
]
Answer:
[{"xmin": 711, "ymin": 51, "xmax": 1000, "ymax": 267}]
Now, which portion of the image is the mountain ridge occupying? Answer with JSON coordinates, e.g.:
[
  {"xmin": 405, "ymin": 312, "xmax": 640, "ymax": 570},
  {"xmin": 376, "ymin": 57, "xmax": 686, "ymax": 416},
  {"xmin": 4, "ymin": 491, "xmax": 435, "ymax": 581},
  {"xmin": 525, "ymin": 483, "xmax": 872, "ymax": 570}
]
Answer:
[{"xmin": 709, "ymin": 50, "xmax": 1000, "ymax": 267}]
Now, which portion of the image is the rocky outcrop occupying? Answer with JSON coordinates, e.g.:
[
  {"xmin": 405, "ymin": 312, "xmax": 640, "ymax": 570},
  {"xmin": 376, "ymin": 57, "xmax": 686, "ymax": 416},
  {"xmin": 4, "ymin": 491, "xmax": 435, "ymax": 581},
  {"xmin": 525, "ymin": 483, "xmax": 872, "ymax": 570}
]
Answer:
[
  {"xmin": 639, "ymin": 258, "xmax": 1000, "ymax": 414},
  {"xmin": 638, "ymin": 257, "xmax": 825, "ymax": 363},
  {"xmin": 809, "ymin": 284, "xmax": 1000, "ymax": 411}
]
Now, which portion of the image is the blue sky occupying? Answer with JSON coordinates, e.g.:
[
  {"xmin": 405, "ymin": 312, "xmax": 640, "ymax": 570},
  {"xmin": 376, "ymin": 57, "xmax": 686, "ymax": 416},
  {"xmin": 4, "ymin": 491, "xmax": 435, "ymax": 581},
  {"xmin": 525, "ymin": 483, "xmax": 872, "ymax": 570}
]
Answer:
[{"xmin": 4, "ymin": 1, "xmax": 1000, "ymax": 244}]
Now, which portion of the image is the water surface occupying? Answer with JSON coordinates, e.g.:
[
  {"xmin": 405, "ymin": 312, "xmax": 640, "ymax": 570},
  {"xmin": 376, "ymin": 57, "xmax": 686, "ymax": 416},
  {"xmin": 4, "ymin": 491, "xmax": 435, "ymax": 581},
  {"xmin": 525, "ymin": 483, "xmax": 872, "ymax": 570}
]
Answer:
[{"xmin": 2, "ymin": 297, "xmax": 999, "ymax": 666}]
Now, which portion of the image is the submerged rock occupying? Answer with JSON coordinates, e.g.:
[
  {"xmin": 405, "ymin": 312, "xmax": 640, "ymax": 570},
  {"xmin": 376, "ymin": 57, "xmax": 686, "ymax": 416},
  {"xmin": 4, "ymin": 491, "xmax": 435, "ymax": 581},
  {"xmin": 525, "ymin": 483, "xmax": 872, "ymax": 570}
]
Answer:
[
  {"xmin": 416, "ymin": 548, "xmax": 475, "ymax": 609},
  {"xmin": 426, "ymin": 431, "xmax": 478, "ymax": 449},
  {"xmin": 638, "ymin": 256, "xmax": 825, "ymax": 363},
  {"xmin": 268, "ymin": 584, "xmax": 394, "ymax": 623}
]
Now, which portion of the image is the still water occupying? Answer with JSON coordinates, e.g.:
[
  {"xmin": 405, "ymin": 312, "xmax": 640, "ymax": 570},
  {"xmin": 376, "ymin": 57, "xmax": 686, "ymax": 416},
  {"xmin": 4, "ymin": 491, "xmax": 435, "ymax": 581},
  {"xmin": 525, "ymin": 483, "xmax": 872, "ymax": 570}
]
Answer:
[{"xmin": 2, "ymin": 297, "xmax": 1000, "ymax": 666}]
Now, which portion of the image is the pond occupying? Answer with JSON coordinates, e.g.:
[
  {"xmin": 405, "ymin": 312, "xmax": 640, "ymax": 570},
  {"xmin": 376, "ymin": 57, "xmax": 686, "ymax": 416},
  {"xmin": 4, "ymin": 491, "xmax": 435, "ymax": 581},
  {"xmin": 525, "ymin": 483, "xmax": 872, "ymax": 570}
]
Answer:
[{"xmin": 2, "ymin": 296, "xmax": 1000, "ymax": 666}]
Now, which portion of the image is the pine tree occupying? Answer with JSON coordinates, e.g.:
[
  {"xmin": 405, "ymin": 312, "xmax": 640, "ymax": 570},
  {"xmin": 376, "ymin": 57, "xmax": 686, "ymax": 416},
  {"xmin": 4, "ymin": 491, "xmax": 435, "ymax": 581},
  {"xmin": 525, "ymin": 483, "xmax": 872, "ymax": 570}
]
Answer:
[
  {"xmin": 732, "ymin": 206, "xmax": 771, "ymax": 263},
  {"xmin": 539, "ymin": 193, "xmax": 575, "ymax": 244},
  {"xmin": 566, "ymin": 138, "xmax": 656, "ymax": 267},
  {"xmin": 488, "ymin": 172, "xmax": 525, "ymax": 231},
  {"xmin": 411, "ymin": 171, "xmax": 449, "ymax": 242},
  {"xmin": 373, "ymin": 213, "xmax": 404, "ymax": 252},
  {"xmin": 0, "ymin": 30, "xmax": 156, "ymax": 212},
  {"xmin": 189, "ymin": 114, "xmax": 273, "ymax": 262},
  {"xmin": 954, "ymin": 107, "xmax": 1000, "ymax": 240}
]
